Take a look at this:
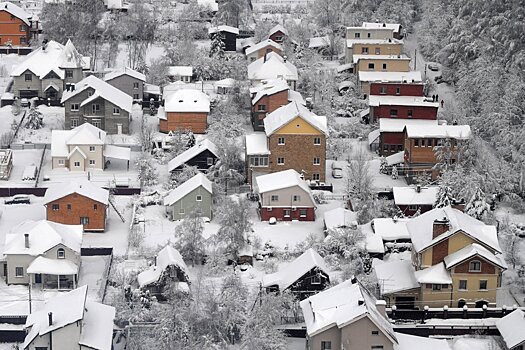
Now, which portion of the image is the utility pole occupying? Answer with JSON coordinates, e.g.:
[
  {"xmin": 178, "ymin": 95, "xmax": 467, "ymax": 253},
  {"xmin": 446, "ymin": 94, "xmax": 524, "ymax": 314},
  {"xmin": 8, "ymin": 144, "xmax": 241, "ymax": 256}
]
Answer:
[
  {"xmin": 28, "ymin": 282, "xmax": 32, "ymax": 313},
  {"xmin": 414, "ymin": 49, "xmax": 417, "ymax": 70}
]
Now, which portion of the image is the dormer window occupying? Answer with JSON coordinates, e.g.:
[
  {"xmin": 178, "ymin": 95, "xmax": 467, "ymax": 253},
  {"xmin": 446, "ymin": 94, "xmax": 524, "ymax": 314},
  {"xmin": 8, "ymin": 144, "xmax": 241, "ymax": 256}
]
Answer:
[{"xmin": 57, "ymin": 248, "xmax": 65, "ymax": 259}]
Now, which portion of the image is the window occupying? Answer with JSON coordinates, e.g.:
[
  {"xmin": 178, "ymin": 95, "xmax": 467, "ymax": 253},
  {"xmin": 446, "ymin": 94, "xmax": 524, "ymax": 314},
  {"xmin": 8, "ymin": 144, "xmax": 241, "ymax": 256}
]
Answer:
[
  {"xmin": 88, "ymin": 91, "xmax": 93, "ymax": 97},
  {"xmin": 57, "ymin": 248, "xmax": 65, "ymax": 259},
  {"xmin": 379, "ymin": 86, "xmax": 387, "ymax": 94},
  {"xmin": 92, "ymin": 104, "xmax": 100, "ymax": 114},
  {"xmin": 427, "ymin": 139, "xmax": 433, "ymax": 147},
  {"xmin": 382, "ymin": 63, "xmax": 387, "ymax": 70},
  {"xmin": 65, "ymin": 70, "xmax": 73, "ymax": 79},
  {"xmin": 469, "ymin": 260, "xmax": 481, "ymax": 272},
  {"xmin": 133, "ymin": 82, "xmax": 139, "ymax": 89},
  {"xmin": 321, "ymin": 341, "xmax": 332, "ymax": 350},
  {"xmin": 94, "ymin": 204, "xmax": 98, "ymax": 211},
  {"xmin": 52, "ymin": 204, "xmax": 59, "ymax": 211},
  {"xmin": 89, "ymin": 160, "xmax": 95, "ymax": 165},
  {"xmin": 313, "ymin": 157, "xmax": 320, "ymax": 165},
  {"xmin": 311, "ymin": 274, "xmax": 321, "ymax": 284},
  {"xmin": 15, "ymin": 267, "xmax": 24, "ymax": 277},
  {"xmin": 313, "ymin": 173, "xmax": 320, "ymax": 181},
  {"xmin": 284, "ymin": 209, "xmax": 291, "ymax": 217},
  {"xmin": 367, "ymin": 32, "xmax": 371, "ymax": 38},
  {"xmin": 35, "ymin": 347, "xmax": 48, "ymax": 350},
  {"xmin": 354, "ymin": 33, "xmax": 361, "ymax": 38},
  {"xmin": 407, "ymin": 109, "xmax": 413, "ymax": 118},
  {"xmin": 278, "ymin": 137, "xmax": 285, "ymax": 145},
  {"xmin": 67, "ymin": 204, "xmax": 72, "ymax": 211},
  {"xmin": 271, "ymin": 195, "xmax": 279, "ymax": 202},
  {"xmin": 396, "ymin": 87, "xmax": 401, "ymax": 95},
  {"xmin": 58, "ymin": 159, "xmax": 65, "ymax": 165},
  {"xmin": 274, "ymin": 35, "xmax": 283, "ymax": 41},
  {"xmin": 408, "ymin": 205, "xmax": 418, "ymax": 211},
  {"xmin": 277, "ymin": 157, "xmax": 284, "ymax": 165},
  {"xmin": 92, "ymin": 120, "xmax": 101, "ymax": 128},
  {"xmin": 459, "ymin": 280, "xmax": 467, "ymax": 290},
  {"xmin": 479, "ymin": 280, "xmax": 488, "ymax": 290},
  {"xmin": 196, "ymin": 195, "xmax": 202, "ymax": 201},
  {"xmin": 80, "ymin": 217, "xmax": 89, "ymax": 225},
  {"xmin": 420, "ymin": 139, "xmax": 426, "ymax": 147},
  {"xmin": 368, "ymin": 63, "xmax": 375, "ymax": 70},
  {"xmin": 71, "ymin": 118, "xmax": 79, "ymax": 128},
  {"xmin": 432, "ymin": 284, "xmax": 442, "ymax": 291},
  {"xmin": 414, "ymin": 139, "xmax": 419, "ymax": 147},
  {"xmin": 371, "ymin": 347, "xmax": 384, "ymax": 350},
  {"xmin": 375, "ymin": 47, "xmax": 381, "ymax": 54},
  {"xmin": 266, "ymin": 48, "xmax": 272, "ymax": 53},
  {"xmin": 133, "ymin": 94, "xmax": 140, "ymax": 100},
  {"xmin": 371, "ymin": 331, "xmax": 379, "ymax": 335},
  {"xmin": 20, "ymin": 24, "xmax": 26, "ymax": 32},
  {"xmin": 89, "ymin": 146, "xmax": 95, "ymax": 152},
  {"xmin": 250, "ymin": 156, "xmax": 268, "ymax": 167},
  {"xmin": 25, "ymin": 73, "xmax": 32, "ymax": 81},
  {"xmin": 20, "ymin": 37, "xmax": 27, "ymax": 45},
  {"xmin": 207, "ymin": 157, "xmax": 214, "ymax": 166},
  {"xmin": 179, "ymin": 208, "xmax": 185, "ymax": 214},
  {"xmin": 71, "ymin": 103, "xmax": 79, "ymax": 111},
  {"xmin": 74, "ymin": 161, "xmax": 80, "ymax": 167},
  {"xmin": 299, "ymin": 209, "xmax": 307, "ymax": 217},
  {"xmin": 313, "ymin": 137, "xmax": 321, "ymax": 145},
  {"xmin": 390, "ymin": 109, "xmax": 398, "ymax": 117},
  {"xmin": 113, "ymin": 107, "xmax": 120, "ymax": 115},
  {"xmin": 361, "ymin": 47, "xmax": 369, "ymax": 54},
  {"xmin": 293, "ymin": 195, "xmax": 301, "ymax": 202}
]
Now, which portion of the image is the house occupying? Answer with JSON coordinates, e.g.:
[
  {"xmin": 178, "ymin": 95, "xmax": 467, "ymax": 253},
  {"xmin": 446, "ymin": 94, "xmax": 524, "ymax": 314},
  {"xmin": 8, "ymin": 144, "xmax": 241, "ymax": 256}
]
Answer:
[
  {"xmin": 403, "ymin": 124, "xmax": 471, "ymax": 180},
  {"xmin": 255, "ymin": 169, "xmax": 316, "ymax": 221},
  {"xmin": 496, "ymin": 309, "xmax": 525, "ymax": 350},
  {"xmin": 358, "ymin": 70, "xmax": 422, "ymax": 98},
  {"xmin": 61, "ymin": 75, "xmax": 133, "ymax": 134},
  {"xmin": 262, "ymin": 248, "xmax": 330, "ymax": 300},
  {"xmin": 208, "ymin": 25, "xmax": 239, "ymax": 52},
  {"xmin": 164, "ymin": 173, "xmax": 213, "ymax": 221},
  {"xmin": 168, "ymin": 66, "xmax": 193, "ymax": 83},
  {"xmin": 323, "ymin": 207, "xmax": 357, "ymax": 231},
  {"xmin": 353, "ymin": 55, "xmax": 411, "ymax": 74},
  {"xmin": 263, "ymin": 102, "xmax": 328, "ymax": 182},
  {"xmin": 168, "ymin": 139, "xmax": 219, "ymax": 172},
  {"xmin": 215, "ymin": 78, "xmax": 236, "ymax": 95},
  {"xmin": 197, "ymin": 0, "xmax": 218, "ymax": 14},
  {"xmin": 308, "ymin": 36, "xmax": 331, "ymax": 55},
  {"xmin": 245, "ymin": 132, "xmax": 270, "ymax": 183},
  {"xmin": 368, "ymin": 95, "xmax": 439, "ymax": 124},
  {"xmin": 43, "ymin": 180, "xmax": 110, "ymax": 232},
  {"xmin": 22, "ymin": 285, "xmax": 115, "ymax": 350},
  {"xmin": 371, "ymin": 217, "xmax": 411, "ymax": 243},
  {"xmin": 0, "ymin": 1, "xmax": 34, "ymax": 46},
  {"xmin": 10, "ymin": 39, "xmax": 90, "ymax": 101},
  {"xmin": 374, "ymin": 260, "xmax": 420, "ymax": 308},
  {"xmin": 159, "ymin": 88, "xmax": 210, "ymax": 134},
  {"xmin": 248, "ymin": 52, "xmax": 298, "ymax": 90},
  {"xmin": 345, "ymin": 38, "xmax": 403, "ymax": 65},
  {"xmin": 300, "ymin": 278, "xmax": 453, "ymax": 350},
  {"xmin": 268, "ymin": 24, "xmax": 287, "ymax": 43},
  {"xmin": 249, "ymin": 78, "xmax": 304, "ymax": 131},
  {"xmin": 378, "ymin": 118, "xmax": 439, "ymax": 155},
  {"xmin": 51, "ymin": 123, "xmax": 130, "ymax": 171},
  {"xmin": 346, "ymin": 25, "xmax": 394, "ymax": 41},
  {"xmin": 393, "ymin": 186, "xmax": 439, "ymax": 216},
  {"xmin": 104, "ymin": 0, "xmax": 130, "ymax": 11},
  {"xmin": 362, "ymin": 21, "xmax": 403, "ymax": 39},
  {"xmin": 0, "ymin": 149, "xmax": 13, "ymax": 179},
  {"xmin": 245, "ymin": 39, "xmax": 283, "ymax": 62},
  {"xmin": 103, "ymin": 66, "xmax": 145, "ymax": 101},
  {"xmin": 1, "ymin": 220, "xmax": 82, "ymax": 289},
  {"xmin": 137, "ymin": 245, "xmax": 190, "ymax": 300}
]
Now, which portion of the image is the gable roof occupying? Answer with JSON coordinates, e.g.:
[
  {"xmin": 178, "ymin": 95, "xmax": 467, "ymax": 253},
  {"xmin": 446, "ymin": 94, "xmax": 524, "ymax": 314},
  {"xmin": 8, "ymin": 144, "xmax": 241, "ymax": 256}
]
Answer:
[
  {"xmin": 43, "ymin": 180, "xmax": 109, "ymax": 205},
  {"xmin": 405, "ymin": 124, "xmax": 472, "ymax": 140},
  {"xmin": 164, "ymin": 88, "xmax": 210, "ymax": 113},
  {"xmin": 496, "ymin": 309, "xmax": 525, "ymax": 350},
  {"xmin": 372, "ymin": 217, "xmax": 411, "ymax": 241},
  {"xmin": 299, "ymin": 279, "xmax": 397, "ymax": 342},
  {"xmin": 245, "ymin": 39, "xmax": 282, "ymax": 56},
  {"xmin": 323, "ymin": 207, "xmax": 357, "ymax": 230},
  {"xmin": 393, "ymin": 186, "xmax": 439, "ymax": 206},
  {"xmin": 264, "ymin": 101, "xmax": 328, "ymax": 136},
  {"xmin": 0, "ymin": 2, "xmax": 31, "ymax": 25},
  {"xmin": 163, "ymin": 173, "xmax": 213, "ymax": 206},
  {"xmin": 394, "ymin": 333, "xmax": 452, "ymax": 350},
  {"xmin": 61, "ymin": 75, "xmax": 133, "ymax": 113},
  {"xmin": 137, "ymin": 245, "xmax": 189, "ymax": 287},
  {"xmin": 358, "ymin": 70, "xmax": 422, "ymax": 83},
  {"xmin": 51, "ymin": 123, "xmax": 106, "ymax": 158},
  {"xmin": 443, "ymin": 243, "xmax": 507, "ymax": 270},
  {"xmin": 103, "ymin": 66, "xmax": 146, "ymax": 82},
  {"xmin": 168, "ymin": 66, "xmax": 193, "ymax": 77},
  {"xmin": 414, "ymin": 262, "xmax": 452, "ymax": 284},
  {"xmin": 247, "ymin": 51, "xmax": 298, "ymax": 82},
  {"xmin": 309, "ymin": 36, "xmax": 330, "ymax": 49},
  {"xmin": 379, "ymin": 118, "xmax": 439, "ymax": 133},
  {"xmin": 262, "ymin": 248, "xmax": 330, "ymax": 290},
  {"xmin": 250, "ymin": 78, "xmax": 289, "ymax": 105},
  {"xmin": 168, "ymin": 139, "xmax": 219, "ymax": 172},
  {"xmin": 369, "ymin": 95, "xmax": 439, "ymax": 108},
  {"xmin": 79, "ymin": 300, "xmax": 116, "ymax": 350},
  {"xmin": 362, "ymin": 22, "xmax": 401, "ymax": 33},
  {"xmin": 255, "ymin": 169, "xmax": 311, "ymax": 194},
  {"xmin": 245, "ymin": 132, "xmax": 269, "ymax": 156},
  {"xmin": 58, "ymin": 39, "xmax": 85, "ymax": 69},
  {"xmin": 3, "ymin": 220, "xmax": 83, "ymax": 256},
  {"xmin": 346, "ymin": 38, "xmax": 403, "ymax": 48},
  {"xmin": 374, "ymin": 260, "xmax": 419, "ymax": 294},
  {"xmin": 268, "ymin": 24, "xmax": 288, "ymax": 37},
  {"xmin": 407, "ymin": 206, "xmax": 501, "ymax": 253},
  {"xmin": 208, "ymin": 25, "xmax": 239, "ymax": 35}
]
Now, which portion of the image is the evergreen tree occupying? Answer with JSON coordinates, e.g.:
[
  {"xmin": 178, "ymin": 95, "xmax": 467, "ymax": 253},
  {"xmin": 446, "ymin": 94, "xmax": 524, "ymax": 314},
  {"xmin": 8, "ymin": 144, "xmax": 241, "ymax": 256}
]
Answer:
[
  {"xmin": 24, "ymin": 107, "xmax": 43, "ymax": 129},
  {"xmin": 379, "ymin": 157, "xmax": 388, "ymax": 174},
  {"xmin": 465, "ymin": 187, "xmax": 490, "ymax": 220},
  {"xmin": 209, "ymin": 32, "xmax": 225, "ymax": 59},
  {"xmin": 434, "ymin": 186, "xmax": 454, "ymax": 208},
  {"xmin": 391, "ymin": 165, "xmax": 398, "ymax": 180}
]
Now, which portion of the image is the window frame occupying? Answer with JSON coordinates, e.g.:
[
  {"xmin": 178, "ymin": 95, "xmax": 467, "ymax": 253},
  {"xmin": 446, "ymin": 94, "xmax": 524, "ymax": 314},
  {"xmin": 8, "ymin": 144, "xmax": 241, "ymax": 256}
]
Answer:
[
  {"xmin": 52, "ymin": 204, "xmax": 60, "ymax": 211},
  {"xmin": 196, "ymin": 195, "xmax": 203, "ymax": 202},
  {"xmin": 299, "ymin": 209, "xmax": 307, "ymax": 217},
  {"xmin": 368, "ymin": 62, "xmax": 375, "ymax": 70},
  {"xmin": 313, "ymin": 157, "xmax": 320, "ymax": 165},
  {"xmin": 74, "ymin": 161, "xmax": 81, "ymax": 167},
  {"xmin": 80, "ymin": 217, "xmax": 89, "ymax": 225},
  {"xmin": 459, "ymin": 279, "xmax": 467, "ymax": 291},
  {"xmin": 71, "ymin": 103, "xmax": 80, "ymax": 112},
  {"xmin": 113, "ymin": 107, "xmax": 120, "ymax": 115},
  {"xmin": 65, "ymin": 70, "xmax": 73, "ymax": 79},
  {"xmin": 89, "ymin": 146, "xmax": 96, "ymax": 152},
  {"xmin": 24, "ymin": 73, "xmax": 32, "ymax": 81},
  {"xmin": 321, "ymin": 341, "xmax": 332, "ymax": 350},
  {"xmin": 270, "ymin": 195, "xmax": 279, "ymax": 202},
  {"xmin": 312, "ymin": 173, "xmax": 320, "ymax": 181},
  {"xmin": 313, "ymin": 137, "xmax": 321, "ymax": 145},
  {"xmin": 15, "ymin": 267, "xmax": 24, "ymax": 277},
  {"xmin": 283, "ymin": 209, "xmax": 291, "ymax": 217},
  {"xmin": 92, "ymin": 104, "xmax": 100, "ymax": 114},
  {"xmin": 469, "ymin": 260, "xmax": 481, "ymax": 272},
  {"xmin": 277, "ymin": 137, "xmax": 285, "ymax": 145},
  {"xmin": 277, "ymin": 157, "xmax": 285, "ymax": 165},
  {"xmin": 479, "ymin": 279, "xmax": 488, "ymax": 290},
  {"xmin": 379, "ymin": 86, "xmax": 387, "ymax": 94},
  {"xmin": 89, "ymin": 159, "xmax": 95, "ymax": 165},
  {"xmin": 293, "ymin": 195, "xmax": 301, "ymax": 202},
  {"xmin": 133, "ymin": 82, "xmax": 139, "ymax": 89},
  {"xmin": 57, "ymin": 248, "xmax": 65, "ymax": 259}
]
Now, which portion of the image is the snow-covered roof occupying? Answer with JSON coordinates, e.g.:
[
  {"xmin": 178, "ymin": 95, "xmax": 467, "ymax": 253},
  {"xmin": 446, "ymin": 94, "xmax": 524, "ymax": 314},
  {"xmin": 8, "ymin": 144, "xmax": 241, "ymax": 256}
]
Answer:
[
  {"xmin": 268, "ymin": 24, "xmax": 288, "ymax": 37},
  {"xmin": 103, "ymin": 66, "xmax": 146, "ymax": 82},
  {"xmin": 208, "ymin": 25, "xmax": 239, "ymax": 35},
  {"xmin": 393, "ymin": 186, "xmax": 439, "ymax": 206},
  {"xmin": 374, "ymin": 260, "xmax": 419, "ymax": 294},
  {"xmin": 496, "ymin": 309, "xmax": 525, "ymax": 350},
  {"xmin": 372, "ymin": 217, "xmax": 411, "ymax": 241},
  {"xmin": 394, "ymin": 332, "xmax": 452, "ymax": 350},
  {"xmin": 369, "ymin": 95, "xmax": 439, "ymax": 108},
  {"xmin": 240, "ymin": 37, "xmax": 255, "ymax": 48},
  {"xmin": 168, "ymin": 66, "xmax": 193, "ymax": 77},
  {"xmin": 61, "ymin": 75, "xmax": 133, "ymax": 113},
  {"xmin": 255, "ymin": 169, "xmax": 311, "ymax": 195},
  {"xmin": 250, "ymin": 78, "xmax": 289, "ymax": 105},
  {"xmin": 300, "ymin": 279, "xmax": 397, "ymax": 342},
  {"xmin": 324, "ymin": 207, "xmax": 357, "ymax": 230},
  {"xmin": 245, "ymin": 132, "xmax": 269, "ymax": 155},
  {"xmin": 362, "ymin": 22, "xmax": 401, "ymax": 33},
  {"xmin": 366, "ymin": 231, "xmax": 386, "ymax": 254},
  {"xmin": 163, "ymin": 81, "xmax": 188, "ymax": 100},
  {"xmin": 104, "ymin": 144, "xmax": 131, "ymax": 161},
  {"xmin": 163, "ymin": 173, "xmax": 212, "ymax": 206},
  {"xmin": 215, "ymin": 78, "xmax": 236, "ymax": 88},
  {"xmin": 164, "ymin": 88, "xmax": 210, "ymax": 113},
  {"xmin": 27, "ymin": 256, "xmax": 79, "ymax": 275},
  {"xmin": 358, "ymin": 70, "xmax": 422, "ymax": 83},
  {"xmin": 51, "ymin": 123, "xmax": 106, "ymax": 157},
  {"xmin": 414, "ymin": 262, "xmax": 452, "ymax": 284},
  {"xmin": 144, "ymin": 83, "xmax": 161, "ymax": 95},
  {"xmin": 167, "ymin": 139, "xmax": 219, "ymax": 171},
  {"xmin": 407, "ymin": 206, "xmax": 501, "ymax": 253},
  {"xmin": 247, "ymin": 52, "xmax": 298, "ymax": 82},
  {"xmin": 197, "ymin": 0, "xmax": 218, "ymax": 12},
  {"xmin": 264, "ymin": 102, "xmax": 328, "ymax": 136},
  {"xmin": 405, "ymin": 125, "xmax": 472, "ymax": 140},
  {"xmin": 308, "ymin": 36, "xmax": 330, "ymax": 49},
  {"xmin": 379, "ymin": 118, "xmax": 439, "ymax": 133},
  {"xmin": 137, "ymin": 245, "xmax": 189, "ymax": 287},
  {"xmin": 0, "ymin": 2, "xmax": 31, "ymax": 24},
  {"xmin": 262, "ymin": 248, "xmax": 330, "ymax": 290},
  {"xmin": 11, "ymin": 40, "xmax": 88, "ymax": 78},
  {"xmin": 288, "ymin": 89, "xmax": 305, "ymax": 105},
  {"xmin": 347, "ymin": 38, "xmax": 403, "ymax": 47},
  {"xmin": 443, "ymin": 243, "xmax": 507, "ymax": 270},
  {"xmin": 385, "ymin": 151, "xmax": 404, "ymax": 165},
  {"xmin": 368, "ymin": 129, "xmax": 380, "ymax": 145},
  {"xmin": 3, "ymin": 220, "xmax": 83, "ymax": 256},
  {"xmin": 43, "ymin": 180, "xmax": 109, "ymax": 205},
  {"xmin": 245, "ymin": 39, "xmax": 282, "ymax": 56},
  {"xmin": 79, "ymin": 300, "xmax": 116, "ymax": 350},
  {"xmin": 337, "ymin": 63, "xmax": 354, "ymax": 73},
  {"xmin": 353, "ymin": 54, "xmax": 410, "ymax": 64}
]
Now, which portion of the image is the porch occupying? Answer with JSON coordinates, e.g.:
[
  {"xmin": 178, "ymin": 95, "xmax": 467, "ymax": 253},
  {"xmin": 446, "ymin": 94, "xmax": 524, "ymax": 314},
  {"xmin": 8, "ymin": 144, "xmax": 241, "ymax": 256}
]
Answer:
[{"xmin": 27, "ymin": 256, "xmax": 79, "ymax": 290}]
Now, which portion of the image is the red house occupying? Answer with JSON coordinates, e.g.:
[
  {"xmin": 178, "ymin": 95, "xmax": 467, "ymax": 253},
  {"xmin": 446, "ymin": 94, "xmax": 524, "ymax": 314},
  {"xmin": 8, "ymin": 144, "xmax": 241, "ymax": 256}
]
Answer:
[
  {"xmin": 268, "ymin": 24, "xmax": 287, "ymax": 44},
  {"xmin": 369, "ymin": 82, "xmax": 424, "ymax": 97},
  {"xmin": 368, "ymin": 95, "xmax": 439, "ymax": 123},
  {"xmin": 379, "ymin": 118, "xmax": 439, "ymax": 156},
  {"xmin": 0, "ymin": 2, "xmax": 34, "ymax": 47}
]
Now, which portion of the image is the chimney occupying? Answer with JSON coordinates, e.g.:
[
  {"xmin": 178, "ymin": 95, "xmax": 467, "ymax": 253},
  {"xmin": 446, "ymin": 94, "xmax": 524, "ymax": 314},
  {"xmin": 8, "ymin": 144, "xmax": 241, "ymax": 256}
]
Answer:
[
  {"xmin": 350, "ymin": 275, "xmax": 357, "ymax": 284},
  {"xmin": 358, "ymin": 298, "xmax": 365, "ymax": 306},
  {"xmin": 264, "ymin": 53, "xmax": 268, "ymax": 63},
  {"xmin": 283, "ymin": 55, "xmax": 287, "ymax": 63},
  {"xmin": 376, "ymin": 300, "xmax": 387, "ymax": 317},
  {"xmin": 24, "ymin": 233, "xmax": 29, "ymax": 249},
  {"xmin": 48, "ymin": 312, "xmax": 53, "ymax": 326},
  {"xmin": 432, "ymin": 217, "xmax": 449, "ymax": 239},
  {"xmin": 416, "ymin": 185, "xmax": 421, "ymax": 193},
  {"xmin": 382, "ymin": 23, "xmax": 386, "ymax": 27}
]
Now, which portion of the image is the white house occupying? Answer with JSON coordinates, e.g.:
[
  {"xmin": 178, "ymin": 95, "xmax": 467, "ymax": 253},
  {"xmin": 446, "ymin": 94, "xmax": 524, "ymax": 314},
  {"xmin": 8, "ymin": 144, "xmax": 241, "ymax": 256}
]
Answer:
[
  {"xmin": 168, "ymin": 66, "xmax": 193, "ymax": 83},
  {"xmin": 247, "ymin": 52, "xmax": 298, "ymax": 90}
]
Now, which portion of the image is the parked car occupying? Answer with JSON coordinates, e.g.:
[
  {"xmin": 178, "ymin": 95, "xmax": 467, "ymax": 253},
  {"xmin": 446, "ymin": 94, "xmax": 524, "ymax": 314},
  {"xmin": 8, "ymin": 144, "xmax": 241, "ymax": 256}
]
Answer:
[
  {"xmin": 4, "ymin": 194, "xmax": 30, "ymax": 205},
  {"xmin": 20, "ymin": 98, "xmax": 30, "ymax": 107},
  {"xmin": 428, "ymin": 62, "xmax": 439, "ymax": 71},
  {"xmin": 332, "ymin": 168, "xmax": 343, "ymax": 179}
]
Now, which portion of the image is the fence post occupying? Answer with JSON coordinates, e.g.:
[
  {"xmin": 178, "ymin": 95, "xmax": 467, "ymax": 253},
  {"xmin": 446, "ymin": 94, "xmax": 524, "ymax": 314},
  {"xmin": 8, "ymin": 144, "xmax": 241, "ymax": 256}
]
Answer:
[
  {"xmin": 422, "ymin": 305, "xmax": 428, "ymax": 323},
  {"xmin": 462, "ymin": 305, "xmax": 468, "ymax": 319},
  {"xmin": 502, "ymin": 305, "xmax": 507, "ymax": 316},
  {"xmin": 391, "ymin": 305, "xmax": 396, "ymax": 319},
  {"xmin": 443, "ymin": 305, "xmax": 448, "ymax": 319},
  {"xmin": 482, "ymin": 304, "xmax": 487, "ymax": 318}
]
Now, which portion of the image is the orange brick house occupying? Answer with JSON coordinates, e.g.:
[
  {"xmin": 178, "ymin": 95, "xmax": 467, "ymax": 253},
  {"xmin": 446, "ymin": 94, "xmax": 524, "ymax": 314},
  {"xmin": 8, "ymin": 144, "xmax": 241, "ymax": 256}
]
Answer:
[
  {"xmin": 159, "ymin": 89, "xmax": 210, "ymax": 134},
  {"xmin": 43, "ymin": 181, "xmax": 110, "ymax": 232},
  {"xmin": 0, "ymin": 2, "xmax": 34, "ymax": 47}
]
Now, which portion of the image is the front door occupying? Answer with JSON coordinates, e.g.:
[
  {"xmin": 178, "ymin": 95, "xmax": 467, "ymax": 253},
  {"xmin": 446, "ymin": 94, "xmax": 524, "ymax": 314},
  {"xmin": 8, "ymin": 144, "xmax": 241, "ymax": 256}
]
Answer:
[
  {"xmin": 35, "ymin": 273, "xmax": 42, "ymax": 283},
  {"xmin": 117, "ymin": 123, "xmax": 122, "ymax": 135}
]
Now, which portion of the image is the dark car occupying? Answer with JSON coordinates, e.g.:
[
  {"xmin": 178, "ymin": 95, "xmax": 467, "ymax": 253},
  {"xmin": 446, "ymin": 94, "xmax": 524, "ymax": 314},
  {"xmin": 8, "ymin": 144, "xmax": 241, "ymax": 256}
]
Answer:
[{"xmin": 4, "ymin": 195, "xmax": 30, "ymax": 205}]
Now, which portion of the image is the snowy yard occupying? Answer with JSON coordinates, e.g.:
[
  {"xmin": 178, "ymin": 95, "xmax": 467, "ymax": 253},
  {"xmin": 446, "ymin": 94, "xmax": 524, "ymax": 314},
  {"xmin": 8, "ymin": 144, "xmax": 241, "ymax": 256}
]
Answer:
[{"xmin": 78, "ymin": 255, "xmax": 112, "ymax": 302}]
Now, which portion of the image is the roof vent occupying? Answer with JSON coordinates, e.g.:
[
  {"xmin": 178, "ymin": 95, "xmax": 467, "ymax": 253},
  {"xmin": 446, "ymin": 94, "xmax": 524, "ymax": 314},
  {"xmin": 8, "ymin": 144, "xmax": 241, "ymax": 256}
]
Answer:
[
  {"xmin": 24, "ymin": 233, "xmax": 29, "ymax": 249},
  {"xmin": 416, "ymin": 185, "xmax": 421, "ymax": 193},
  {"xmin": 48, "ymin": 312, "xmax": 53, "ymax": 326},
  {"xmin": 383, "ymin": 23, "xmax": 386, "ymax": 27},
  {"xmin": 358, "ymin": 298, "xmax": 365, "ymax": 306},
  {"xmin": 179, "ymin": 100, "xmax": 183, "ymax": 103}
]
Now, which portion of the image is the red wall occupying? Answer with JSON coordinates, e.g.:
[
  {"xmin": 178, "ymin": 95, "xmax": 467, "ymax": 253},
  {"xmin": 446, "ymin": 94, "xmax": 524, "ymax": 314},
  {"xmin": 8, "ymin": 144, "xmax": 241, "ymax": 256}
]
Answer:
[
  {"xmin": 269, "ymin": 31, "xmax": 286, "ymax": 43},
  {"xmin": 372, "ymin": 105, "xmax": 437, "ymax": 121},
  {"xmin": 259, "ymin": 207, "xmax": 315, "ymax": 221},
  {"xmin": 397, "ymin": 204, "xmax": 433, "ymax": 216},
  {"xmin": 370, "ymin": 82, "xmax": 423, "ymax": 97}
]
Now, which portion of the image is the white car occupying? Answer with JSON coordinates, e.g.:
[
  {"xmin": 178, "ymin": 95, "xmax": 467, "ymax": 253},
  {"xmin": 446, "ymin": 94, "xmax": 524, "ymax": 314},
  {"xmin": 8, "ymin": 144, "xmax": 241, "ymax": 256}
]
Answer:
[
  {"xmin": 428, "ymin": 62, "xmax": 439, "ymax": 71},
  {"xmin": 332, "ymin": 168, "xmax": 343, "ymax": 179}
]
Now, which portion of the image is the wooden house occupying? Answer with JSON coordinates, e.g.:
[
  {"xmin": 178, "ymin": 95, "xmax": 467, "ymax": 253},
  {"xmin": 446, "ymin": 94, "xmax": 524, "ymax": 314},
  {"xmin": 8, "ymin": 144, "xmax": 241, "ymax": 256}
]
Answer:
[
  {"xmin": 248, "ymin": 52, "xmax": 298, "ymax": 90},
  {"xmin": 103, "ymin": 67, "xmax": 145, "ymax": 101},
  {"xmin": 393, "ymin": 186, "xmax": 439, "ymax": 216},
  {"xmin": 368, "ymin": 95, "xmax": 439, "ymax": 124},
  {"xmin": 268, "ymin": 24, "xmax": 287, "ymax": 43},
  {"xmin": 0, "ymin": 2, "xmax": 36, "ymax": 47},
  {"xmin": 208, "ymin": 25, "xmax": 239, "ymax": 52},
  {"xmin": 167, "ymin": 139, "xmax": 219, "ymax": 173},
  {"xmin": 164, "ymin": 173, "xmax": 213, "ymax": 221}
]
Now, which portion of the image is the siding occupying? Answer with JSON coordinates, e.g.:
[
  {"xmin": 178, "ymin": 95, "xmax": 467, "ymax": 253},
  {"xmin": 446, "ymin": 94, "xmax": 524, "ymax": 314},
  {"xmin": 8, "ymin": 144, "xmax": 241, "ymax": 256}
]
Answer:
[
  {"xmin": 370, "ymin": 82, "xmax": 424, "ymax": 96},
  {"xmin": 251, "ymin": 89, "xmax": 289, "ymax": 131},
  {"xmin": 372, "ymin": 105, "xmax": 438, "ymax": 122},
  {"xmin": 0, "ymin": 10, "xmax": 30, "ymax": 46},
  {"xmin": 160, "ymin": 112, "xmax": 208, "ymax": 134},
  {"xmin": 106, "ymin": 74, "xmax": 144, "ymax": 100},
  {"xmin": 46, "ymin": 193, "xmax": 107, "ymax": 231},
  {"xmin": 356, "ymin": 58, "xmax": 411, "ymax": 73},
  {"xmin": 167, "ymin": 185, "xmax": 212, "ymax": 221}
]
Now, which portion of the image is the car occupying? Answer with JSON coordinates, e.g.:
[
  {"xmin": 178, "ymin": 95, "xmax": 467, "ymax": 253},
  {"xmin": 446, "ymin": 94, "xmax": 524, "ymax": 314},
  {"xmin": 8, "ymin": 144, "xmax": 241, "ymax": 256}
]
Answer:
[
  {"xmin": 428, "ymin": 62, "xmax": 439, "ymax": 71},
  {"xmin": 4, "ymin": 194, "xmax": 30, "ymax": 205},
  {"xmin": 20, "ymin": 98, "xmax": 29, "ymax": 107},
  {"xmin": 332, "ymin": 168, "xmax": 343, "ymax": 179}
]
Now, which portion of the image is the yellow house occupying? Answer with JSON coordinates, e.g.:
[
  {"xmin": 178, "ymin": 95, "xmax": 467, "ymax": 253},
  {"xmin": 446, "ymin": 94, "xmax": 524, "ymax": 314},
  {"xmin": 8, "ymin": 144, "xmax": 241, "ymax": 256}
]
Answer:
[
  {"xmin": 353, "ymin": 55, "xmax": 411, "ymax": 73},
  {"xmin": 345, "ymin": 38, "xmax": 403, "ymax": 64}
]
